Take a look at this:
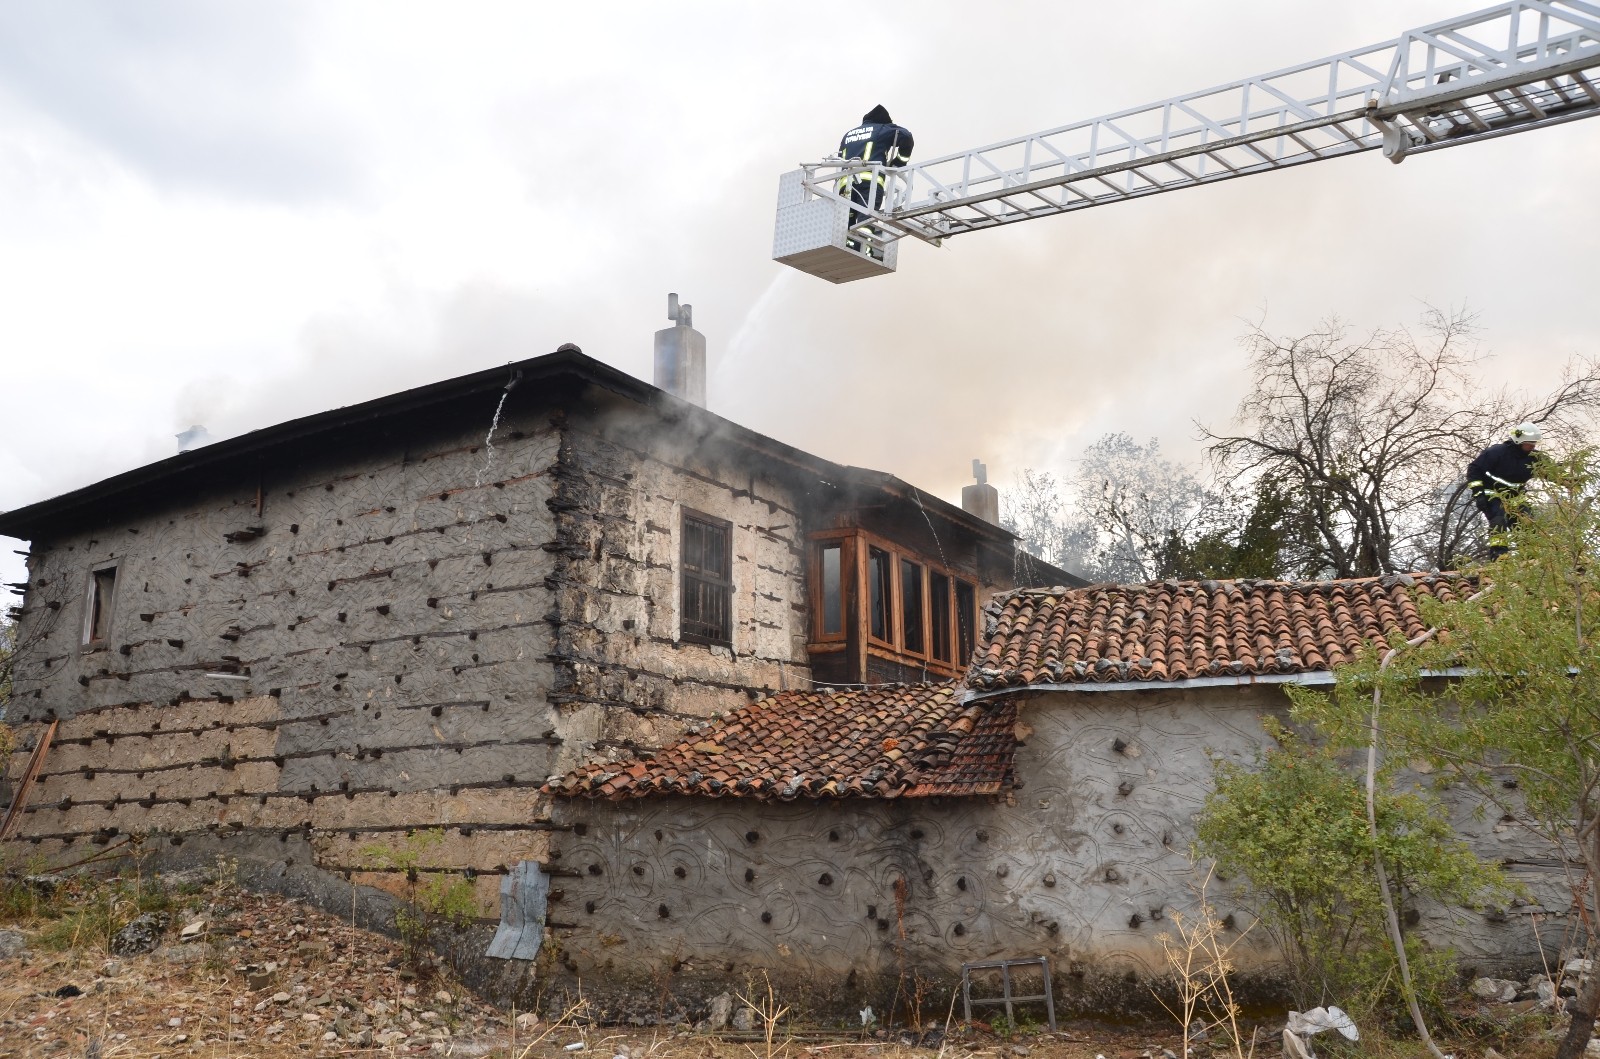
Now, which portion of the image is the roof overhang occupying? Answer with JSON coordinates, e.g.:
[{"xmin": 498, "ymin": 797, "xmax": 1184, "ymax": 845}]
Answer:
[{"xmin": 0, "ymin": 347, "xmax": 1006, "ymax": 548}]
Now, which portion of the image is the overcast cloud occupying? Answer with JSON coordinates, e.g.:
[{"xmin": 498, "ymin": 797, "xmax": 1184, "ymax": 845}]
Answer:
[{"xmin": 2, "ymin": 0, "xmax": 1597, "ymax": 591}]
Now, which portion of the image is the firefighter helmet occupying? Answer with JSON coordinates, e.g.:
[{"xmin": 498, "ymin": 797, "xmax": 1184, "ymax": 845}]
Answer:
[{"xmin": 1509, "ymin": 421, "xmax": 1543, "ymax": 444}]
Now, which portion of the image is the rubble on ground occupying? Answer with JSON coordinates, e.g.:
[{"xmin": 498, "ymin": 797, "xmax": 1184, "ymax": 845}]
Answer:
[{"xmin": 0, "ymin": 877, "xmax": 506, "ymax": 1056}]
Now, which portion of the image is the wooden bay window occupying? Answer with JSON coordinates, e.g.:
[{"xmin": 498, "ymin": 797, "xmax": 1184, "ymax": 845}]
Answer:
[{"xmin": 807, "ymin": 529, "xmax": 979, "ymax": 681}]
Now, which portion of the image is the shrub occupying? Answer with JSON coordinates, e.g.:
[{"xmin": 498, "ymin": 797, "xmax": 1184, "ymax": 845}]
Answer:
[{"xmin": 1196, "ymin": 720, "xmax": 1505, "ymax": 1017}]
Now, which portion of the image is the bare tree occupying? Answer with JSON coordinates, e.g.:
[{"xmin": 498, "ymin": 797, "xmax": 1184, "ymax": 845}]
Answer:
[
  {"xmin": 0, "ymin": 616, "xmax": 16, "ymax": 717},
  {"xmin": 1003, "ymin": 468, "xmax": 1088, "ymax": 573},
  {"xmin": 1005, "ymin": 434, "xmax": 1216, "ymax": 583},
  {"xmin": 1077, "ymin": 433, "xmax": 1215, "ymax": 582},
  {"xmin": 1203, "ymin": 309, "xmax": 1600, "ymax": 578}
]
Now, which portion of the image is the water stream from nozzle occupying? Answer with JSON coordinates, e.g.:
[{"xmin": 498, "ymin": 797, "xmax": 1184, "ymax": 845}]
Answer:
[{"xmin": 475, "ymin": 366, "xmax": 521, "ymax": 488}]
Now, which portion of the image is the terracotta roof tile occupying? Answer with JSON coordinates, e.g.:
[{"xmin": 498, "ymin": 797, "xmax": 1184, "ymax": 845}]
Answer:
[
  {"xmin": 544, "ymin": 683, "xmax": 1016, "ymax": 801},
  {"xmin": 968, "ymin": 572, "xmax": 1474, "ymax": 690}
]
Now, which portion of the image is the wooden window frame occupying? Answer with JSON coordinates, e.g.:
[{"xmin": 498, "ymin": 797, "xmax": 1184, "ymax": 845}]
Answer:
[
  {"xmin": 809, "ymin": 534, "xmax": 852, "ymax": 646},
  {"xmin": 680, "ymin": 508, "xmax": 733, "ymax": 647},
  {"xmin": 82, "ymin": 561, "xmax": 119, "ymax": 649},
  {"xmin": 806, "ymin": 529, "xmax": 978, "ymax": 679}
]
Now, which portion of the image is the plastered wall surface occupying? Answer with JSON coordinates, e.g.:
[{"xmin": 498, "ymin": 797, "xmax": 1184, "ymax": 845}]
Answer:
[
  {"xmin": 550, "ymin": 685, "xmax": 1566, "ymax": 1013},
  {"xmin": 5, "ymin": 399, "xmax": 817, "ymax": 922}
]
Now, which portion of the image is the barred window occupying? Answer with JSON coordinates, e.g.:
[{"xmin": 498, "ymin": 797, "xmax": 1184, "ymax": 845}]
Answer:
[{"xmin": 681, "ymin": 510, "xmax": 732, "ymax": 645}]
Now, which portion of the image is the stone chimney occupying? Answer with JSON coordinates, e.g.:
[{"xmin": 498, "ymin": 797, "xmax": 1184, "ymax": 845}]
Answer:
[
  {"xmin": 962, "ymin": 459, "xmax": 1000, "ymax": 525},
  {"xmin": 176, "ymin": 425, "xmax": 214, "ymax": 454},
  {"xmin": 653, "ymin": 293, "xmax": 706, "ymax": 407}
]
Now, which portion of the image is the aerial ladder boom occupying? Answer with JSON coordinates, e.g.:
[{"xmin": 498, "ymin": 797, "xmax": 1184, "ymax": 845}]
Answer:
[{"xmin": 773, "ymin": 0, "xmax": 1600, "ymax": 283}]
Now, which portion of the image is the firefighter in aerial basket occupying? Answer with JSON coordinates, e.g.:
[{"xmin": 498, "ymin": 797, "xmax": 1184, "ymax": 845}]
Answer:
[
  {"xmin": 1466, "ymin": 421, "xmax": 1543, "ymax": 559},
  {"xmin": 837, "ymin": 105, "xmax": 914, "ymax": 256}
]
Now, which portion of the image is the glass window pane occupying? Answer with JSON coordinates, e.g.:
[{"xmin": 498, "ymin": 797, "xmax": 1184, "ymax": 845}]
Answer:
[
  {"xmin": 930, "ymin": 572, "xmax": 952, "ymax": 662},
  {"xmin": 868, "ymin": 547, "xmax": 891, "ymax": 643},
  {"xmin": 821, "ymin": 544, "xmax": 842, "ymax": 636},
  {"xmin": 956, "ymin": 580, "xmax": 976, "ymax": 664},
  {"xmin": 900, "ymin": 559, "xmax": 924, "ymax": 654}
]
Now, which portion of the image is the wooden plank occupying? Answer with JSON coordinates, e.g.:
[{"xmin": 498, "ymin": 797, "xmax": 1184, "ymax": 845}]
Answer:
[{"xmin": 1, "ymin": 720, "xmax": 58, "ymax": 842}]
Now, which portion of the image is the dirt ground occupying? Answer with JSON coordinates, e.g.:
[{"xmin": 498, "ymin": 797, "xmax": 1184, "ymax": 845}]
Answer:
[{"xmin": 0, "ymin": 879, "xmax": 1566, "ymax": 1059}]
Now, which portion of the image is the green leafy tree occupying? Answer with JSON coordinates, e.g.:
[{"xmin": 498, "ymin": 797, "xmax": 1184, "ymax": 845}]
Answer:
[
  {"xmin": 1293, "ymin": 450, "xmax": 1600, "ymax": 1059},
  {"xmin": 1157, "ymin": 478, "xmax": 1300, "ymax": 581},
  {"xmin": 1196, "ymin": 721, "xmax": 1504, "ymax": 1014}
]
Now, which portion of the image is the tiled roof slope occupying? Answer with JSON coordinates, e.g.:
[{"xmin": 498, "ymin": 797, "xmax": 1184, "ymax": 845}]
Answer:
[
  {"xmin": 545, "ymin": 683, "xmax": 1017, "ymax": 801},
  {"xmin": 969, "ymin": 572, "xmax": 1475, "ymax": 690}
]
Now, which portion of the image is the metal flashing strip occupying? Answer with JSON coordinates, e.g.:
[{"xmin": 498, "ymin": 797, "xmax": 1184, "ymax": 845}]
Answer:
[
  {"xmin": 486, "ymin": 860, "xmax": 549, "ymax": 961},
  {"xmin": 964, "ymin": 667, "xmax": 1472, "ymax": 701}
]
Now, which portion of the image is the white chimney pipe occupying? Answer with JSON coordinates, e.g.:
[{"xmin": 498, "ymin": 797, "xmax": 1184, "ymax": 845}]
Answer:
[{"xmin": 653, "ymin": 293, "xmax": 706, "ymax": 407}]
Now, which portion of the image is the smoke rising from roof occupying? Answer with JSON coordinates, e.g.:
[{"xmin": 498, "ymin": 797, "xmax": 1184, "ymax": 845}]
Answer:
[{"xmin": 1, "ymin": 1, "xmax": 1597, "ymax": 593}]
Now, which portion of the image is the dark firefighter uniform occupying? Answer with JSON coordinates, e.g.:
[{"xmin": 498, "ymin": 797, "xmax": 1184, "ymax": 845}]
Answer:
[
  {"xmin": 1466, "ymin": 428, "xmax": 1540, "ymax": 559},
  {"xmin": 838, "ymin": 105, "xmax": 914, "ymax": 253}
]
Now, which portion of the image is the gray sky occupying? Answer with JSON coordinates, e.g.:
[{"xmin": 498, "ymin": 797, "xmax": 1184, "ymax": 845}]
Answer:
[{"xmin": 3, "ymin": 0, "xmax": 1598, "ymax": 592}]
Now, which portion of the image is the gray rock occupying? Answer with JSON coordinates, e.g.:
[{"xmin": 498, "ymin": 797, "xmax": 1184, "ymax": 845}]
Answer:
[
  {"xmin": 157, "ymin": 868, "xmax": 215, "ymax": 892},
  {"xmin": 705, "ymin": 993, "xmax": 733, "ymax": 1032},
  {"xmin": 160, "ymin": 942, "xmax": 207, "ymax": 965},
  {"xmin": 1470, "ymin": 977, "xmax": 1520, "ymax": 1002},
  {"xmin": 23, "ymin": 874, "xmax": 64, "ymax": 898},
  {"xmin": 0, "ymin": 928, "xmax": 28, "ymax": 960},
  {"xmin": 731, "ymin": 1006, "xmax": 755, "ymax": 1033},
  {"xmin": 110, "ymin": 912, "xmax": 171, "ymax": 956},
  {"xmin": 1567, "ymin": 958, "xmax": 1595, "ymax": 977}
]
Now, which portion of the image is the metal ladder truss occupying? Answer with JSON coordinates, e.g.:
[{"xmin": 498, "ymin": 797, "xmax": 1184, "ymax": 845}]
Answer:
[{"xmin": 808, "ymin": 0, "xmax": 1600, "ymax": 248}]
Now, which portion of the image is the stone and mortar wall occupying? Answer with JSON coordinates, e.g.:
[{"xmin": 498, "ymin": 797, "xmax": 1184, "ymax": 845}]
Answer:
[
  {"xmin": 543, "ymin": 398, "xmax": 813, "ymax": 766},
  {"xmin": 5, "ymin": 396, "xmax": 819, "ymax": 937},
  {"xmin": 5, "ymin": 413, "xmax": 570, "ymax": 912},
  {"xmin": 546, "ymin": 684, "xmax": 1568, "ymax": 1019}
]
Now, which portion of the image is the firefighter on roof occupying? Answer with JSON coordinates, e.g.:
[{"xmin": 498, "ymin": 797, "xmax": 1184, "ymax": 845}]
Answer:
[
  {"xmin": 838, "ymin": 105, "xmax": 914, "ymax": 255},
  {"xmin": 1466, "ymin": 421, "xmax": 1543, "ymax": 559}
]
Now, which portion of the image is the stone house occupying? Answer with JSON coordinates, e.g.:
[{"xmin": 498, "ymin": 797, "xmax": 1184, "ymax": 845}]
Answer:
[
  {"xmin": 0, "ymin": 344, "xmax": 1069, "ymax": 999},
  {"xmin": 546, "ymin": 574, "xmax": 1565, "ymax": 1017}
]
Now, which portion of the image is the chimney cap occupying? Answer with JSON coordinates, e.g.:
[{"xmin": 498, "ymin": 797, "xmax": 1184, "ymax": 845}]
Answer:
[{"xmin": 667, "ymin": 293, "xmax": 692, "ymax": 329}]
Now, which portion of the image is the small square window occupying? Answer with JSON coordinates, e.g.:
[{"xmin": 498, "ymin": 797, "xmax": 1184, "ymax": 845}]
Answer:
[
  {"xmin": 83, "ymin": 565, "xmax": 118, "ymax": 646},
  {"xmin": 681, "ymin": 510, "xmax": 732, "ymax": 645}
]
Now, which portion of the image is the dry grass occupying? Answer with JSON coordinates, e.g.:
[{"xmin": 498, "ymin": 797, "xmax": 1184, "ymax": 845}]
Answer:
[{"xmin": 0, "ymin": 870, "xmax": 1571, "ymax": 1059}]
